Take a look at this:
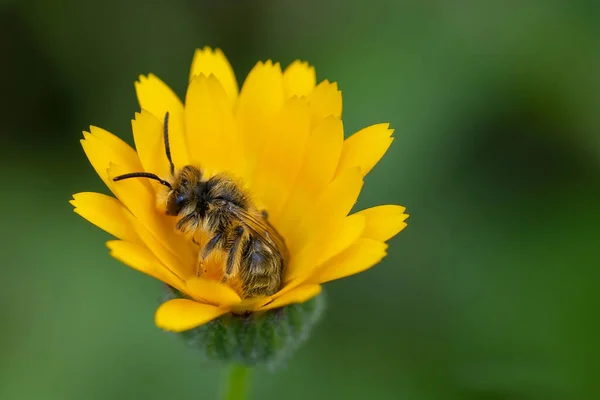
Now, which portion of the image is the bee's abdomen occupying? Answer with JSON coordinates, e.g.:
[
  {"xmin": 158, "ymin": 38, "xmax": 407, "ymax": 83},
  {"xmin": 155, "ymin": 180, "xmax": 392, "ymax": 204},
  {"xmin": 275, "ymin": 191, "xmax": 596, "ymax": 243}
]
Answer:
[{"xmin": 238, "ymin": 236, "xmax": 283, "ymax": 297}]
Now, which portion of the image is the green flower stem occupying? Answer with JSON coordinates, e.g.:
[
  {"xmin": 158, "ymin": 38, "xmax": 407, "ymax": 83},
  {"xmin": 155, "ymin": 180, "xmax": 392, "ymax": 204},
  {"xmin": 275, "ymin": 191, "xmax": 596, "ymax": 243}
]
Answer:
[{"xmin": 223, "ymin": 364, "xmax": 251, "ymax": 400}]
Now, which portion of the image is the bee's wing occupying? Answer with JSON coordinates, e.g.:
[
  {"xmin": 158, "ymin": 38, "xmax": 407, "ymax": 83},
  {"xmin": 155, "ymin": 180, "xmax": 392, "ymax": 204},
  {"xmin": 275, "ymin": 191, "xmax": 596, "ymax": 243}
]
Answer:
[{"xmin": 229, "ymin": 206, "xmax": 288, "ymax": 260}]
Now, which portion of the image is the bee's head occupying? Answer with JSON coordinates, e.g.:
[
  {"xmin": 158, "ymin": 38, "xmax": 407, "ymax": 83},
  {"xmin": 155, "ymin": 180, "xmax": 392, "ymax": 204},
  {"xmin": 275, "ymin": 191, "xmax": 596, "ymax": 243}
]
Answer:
[{"xmin": 166, "ymin": 165, "xmax": 203, "ymax": 216}]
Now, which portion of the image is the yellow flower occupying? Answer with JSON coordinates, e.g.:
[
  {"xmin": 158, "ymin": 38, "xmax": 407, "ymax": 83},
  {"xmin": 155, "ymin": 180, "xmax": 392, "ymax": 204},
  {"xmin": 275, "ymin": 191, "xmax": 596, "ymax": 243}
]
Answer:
[{"xmin": 70, "ymin": 47, "xmax": 408, "ymax": 333}]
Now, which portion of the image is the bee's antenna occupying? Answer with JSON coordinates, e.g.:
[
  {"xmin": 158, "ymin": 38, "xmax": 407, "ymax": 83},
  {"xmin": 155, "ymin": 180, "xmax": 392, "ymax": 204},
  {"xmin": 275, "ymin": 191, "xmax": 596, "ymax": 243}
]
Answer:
[
  {"xmin": 163, "ymin": 112, "xmax": 175, "ymax": 175},
  {"xmin": 113, "ymin": 172, "xmax": 172, "ymax": 189}
]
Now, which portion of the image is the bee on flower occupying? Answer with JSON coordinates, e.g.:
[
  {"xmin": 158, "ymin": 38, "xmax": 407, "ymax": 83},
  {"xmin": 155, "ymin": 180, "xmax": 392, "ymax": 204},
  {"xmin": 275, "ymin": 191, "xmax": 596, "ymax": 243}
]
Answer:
[{"xmin": 70, "ymin": 47, "xmax": 408, "ymax": 364}]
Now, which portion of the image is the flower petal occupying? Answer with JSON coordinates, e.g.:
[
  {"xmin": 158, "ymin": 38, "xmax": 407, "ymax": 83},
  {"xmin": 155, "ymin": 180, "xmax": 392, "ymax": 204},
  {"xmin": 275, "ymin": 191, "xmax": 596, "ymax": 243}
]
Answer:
[
  {"xmin": 312, "ymin": 238, "xmax": 388, "ymax": 284},
  {"xmin": 308, "ymin": 80, "xmax": 342, "ymax": 126},
  {"xmin": 356, "ymin": 205, "xmax": 409, "ymax": 242},
  {"xmin": 259, "ymin": 284, "xmax": 321, "ymax": 311},
  {"xmin": 106, "ymin": 163, "xmax": 157, "ymax": 226},
  {"xmin": 335, "ymin": 123, "xmax": 394, "ymax": 178},
  {"xmin": 276, "ymin": 115, "xmax": 344, "ymax": 230},
  {"xmin": 88, "ymin": 126, "xmax": 139, "ymax": 165},
  {"xmin": 251, "ymin": 275, "xmax": 309, "ymax": 311},
  {"xmin": 284, "ymin": 167, "xmax": 363, "ymax": 254},
  {"xmin": 267, "ymin": 275, "xmax": 308, "ymax": 299},
  {"xmin": 189, "ymin": 46, "xmax": 239, "ymax": 106},
  {"xmin": 283, "ymin": 60, "xmax": 316, "ymax": 99},
  {"xmin": 184, "ymin": 74, "xmax": 246, "ymax": 179},
  {"xmin": 185, "ymin": 277, "xmax": 241, "ymax": 306},
  {"xmin": 286, "ymin": 213, "xmax": 365, "ymax": 282},
  {"xmin": 81, "ymin": 128, "xmax": 145, "ymax": 191},
  {"xmin": 155, "ymin": 299, "xmax": 227, "ymax": 332},
  {"xmin": 131, "ymin": 109, "xmax": 171, "ymax": 182},
  {"xmin": 83, "ymin": 134, "xmax": 174, "ymax": 261},
  {"xmin": 250, "ymin": 97, "xmax": 311, "ymax": 221},
  {"xmin": 106, "ymin": 240, "xmax": 185, "ymax": 292},
  {"xmin": 235, "ymin": 61, "xmax": 285, "ymax": 180},
  {"xmin": 107, "ymin": 164, "xmax": 196, "ymax": 277},
  {"xmin": 71, "ymin": 192, "xmax": 139, "ymax": 243},
  {"xmin": 230, "ymin": 297, "xmax": 269, "ymax": 313},
  {"xmin": 135, "ymin": 74, "xmax": 189, "ymax": 168},
  {"xmin": 124, "ymin": 211, "xmax": 195, "ymax": 280},
  {"xmin": 313, "ymin": 214, "xmax": 365, "ymax": 265}
]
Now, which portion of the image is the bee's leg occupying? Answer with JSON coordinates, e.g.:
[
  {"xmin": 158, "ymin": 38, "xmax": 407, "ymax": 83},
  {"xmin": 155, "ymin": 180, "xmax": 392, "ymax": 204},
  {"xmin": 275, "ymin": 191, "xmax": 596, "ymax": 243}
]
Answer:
[
  {"xmin": 261, "ymin": 209, "xmax": 269, "ymax": 219},
  {"xmin": 225, "ymin": 226, "xmax": 244, "ymax": 275},
  {"xmin": 200, "ymin": 232, "xmax": 222, "ymax": 259}
]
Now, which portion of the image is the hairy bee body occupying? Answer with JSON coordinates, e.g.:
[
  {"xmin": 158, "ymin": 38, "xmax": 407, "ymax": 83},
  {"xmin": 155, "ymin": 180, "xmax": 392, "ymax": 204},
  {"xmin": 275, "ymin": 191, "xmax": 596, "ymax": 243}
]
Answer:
[
  {"xmin": 166, "ymin": 166, "xmax": 286, "ymax": 298},
  {"xmin": 112, "ymin": 112, "xmax": 287, "ymax": 299}
]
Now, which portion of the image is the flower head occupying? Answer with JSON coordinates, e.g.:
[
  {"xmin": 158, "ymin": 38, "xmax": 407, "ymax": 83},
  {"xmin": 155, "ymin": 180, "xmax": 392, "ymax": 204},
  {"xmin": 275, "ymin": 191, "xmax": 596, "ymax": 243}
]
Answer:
[{"xmin": 71, "ymin": 47, "xmax": 408, "ymax": 334}]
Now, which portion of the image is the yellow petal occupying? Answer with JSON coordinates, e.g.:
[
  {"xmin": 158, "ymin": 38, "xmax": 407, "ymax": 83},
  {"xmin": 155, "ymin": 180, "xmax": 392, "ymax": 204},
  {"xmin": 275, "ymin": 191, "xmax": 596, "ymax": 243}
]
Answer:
[
  {"xmin": 235, "ymin": 61, "xmax": 285, "ymax": 179},
  {"xmin": 71, "ymin": 192, "xmax": 139, "ymax": 244},
  {"xmin": 312, "ymin": 238, "xmax": 388, "ymax": 284},
  {"xmin": 81, "ymin": 135, "xmax": 189, "ymax": 275},
  {"xmin": 124, "ymin": 208, "xmax": 195, "ymax": 280},
  {"xmin": 277, "ymin": 116, "xmax": 344, "ymax": 233},
  {"xmin": 250, "ymin": 97, "xmax": 311, "ymax": 222},
  {"xmin": 286, "ymin": 213, "xmax": 365, "ymax": 282},
  {"xmin": 184, "ymin": 74, "xmax": 246, "ymax": 179},
  {"xmin": 230, "ymin": 297, "xmax": 269, "ymax": 313},
  {"xmin": 106, "ymin": 163, "xmax": 156, "ymax": 226},
  {"xmin": 251, "ymin": 275, "xmax": 310, "ymax": 310},
  {"xmin": 185, "ymin": 277, "xmax": 242, "ymax": 306},
  {"xmin": 81, "ymin": 128, "xmax": 145, "ymax": 192},
  {"xmin": 283, "ymin": 60, "xmax": 316, "ymax": 99},
  {"xmin": 299, "ymin": 116, "xmax": 345, "ymax": 188},
  {"xmin": 356, "ymin": 205, "xmax": 409, "ymax": 242},
  {"xmin": 264, "ymin": 275, "xmax": 308, "ymax": 301},
  {"xmin": 316, "ymin": 214, "xmax": 365, "ymax": 262},
  {"xmin": 189, "ymin": 46, "xmax": 239, "ymax": 106},
  {"xmin": 155, "ymin": 299, "xmax": 227, "ymax": 332},
  {"xmin": 335, "ymin": 123, "xmax": 394, "ymax": 178},
  {"xmin": 135, "ymin": 74, "xmax": 189, "ymax": 168},
  {"xmin": 107, "ymin": 240, "xmax": 185, "ymax": 293},
  {"xmin": 88, "ymin": 126, "xmax": 139, "ymax": 165},
  {"xmin": 131, "ymin": 109, "xmax": 172, "ymax": 182},
  {"xmin": 284, "ymin": 167, "xmax": 363, "ymax": 254},
  {"xmin": 108, "ymin": 164, "xmax": 196, "ymax": 277},
  {"xmin": 308, "ymin": 80, "xmax": 342, "ymax": 126},
  {"xmin": 259, "ymin": 284, "xmax": 321, "ymax": 311}
]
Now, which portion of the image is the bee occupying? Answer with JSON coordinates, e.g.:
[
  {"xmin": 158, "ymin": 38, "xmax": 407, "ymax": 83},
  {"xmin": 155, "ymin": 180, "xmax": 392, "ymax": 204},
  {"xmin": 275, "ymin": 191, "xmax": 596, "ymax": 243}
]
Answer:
[{"xmin": 112, "ymin": 112, "xmax": 287, "ymax": 298}]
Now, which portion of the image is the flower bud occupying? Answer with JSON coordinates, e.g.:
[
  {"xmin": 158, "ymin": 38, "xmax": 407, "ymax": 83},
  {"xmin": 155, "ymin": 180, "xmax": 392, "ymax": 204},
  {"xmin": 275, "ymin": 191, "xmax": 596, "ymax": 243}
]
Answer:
[{"xmin": 163, "ymin": 285, "xmax": 325, "ymax": 368}]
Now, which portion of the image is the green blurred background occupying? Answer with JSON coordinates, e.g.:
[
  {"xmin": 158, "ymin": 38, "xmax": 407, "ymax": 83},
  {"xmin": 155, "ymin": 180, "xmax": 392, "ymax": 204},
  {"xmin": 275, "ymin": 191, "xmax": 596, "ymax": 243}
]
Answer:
[{"xmin": 2, "ymin": 1, "xmax": 600, "ymax": 399}]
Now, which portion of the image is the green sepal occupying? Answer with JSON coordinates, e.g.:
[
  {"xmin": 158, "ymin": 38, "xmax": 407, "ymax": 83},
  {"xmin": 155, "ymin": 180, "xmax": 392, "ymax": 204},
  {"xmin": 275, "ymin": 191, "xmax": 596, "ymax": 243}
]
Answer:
[{"xmin": 163, "ymin": 285, "xmax": 325, "ymax": 369}]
